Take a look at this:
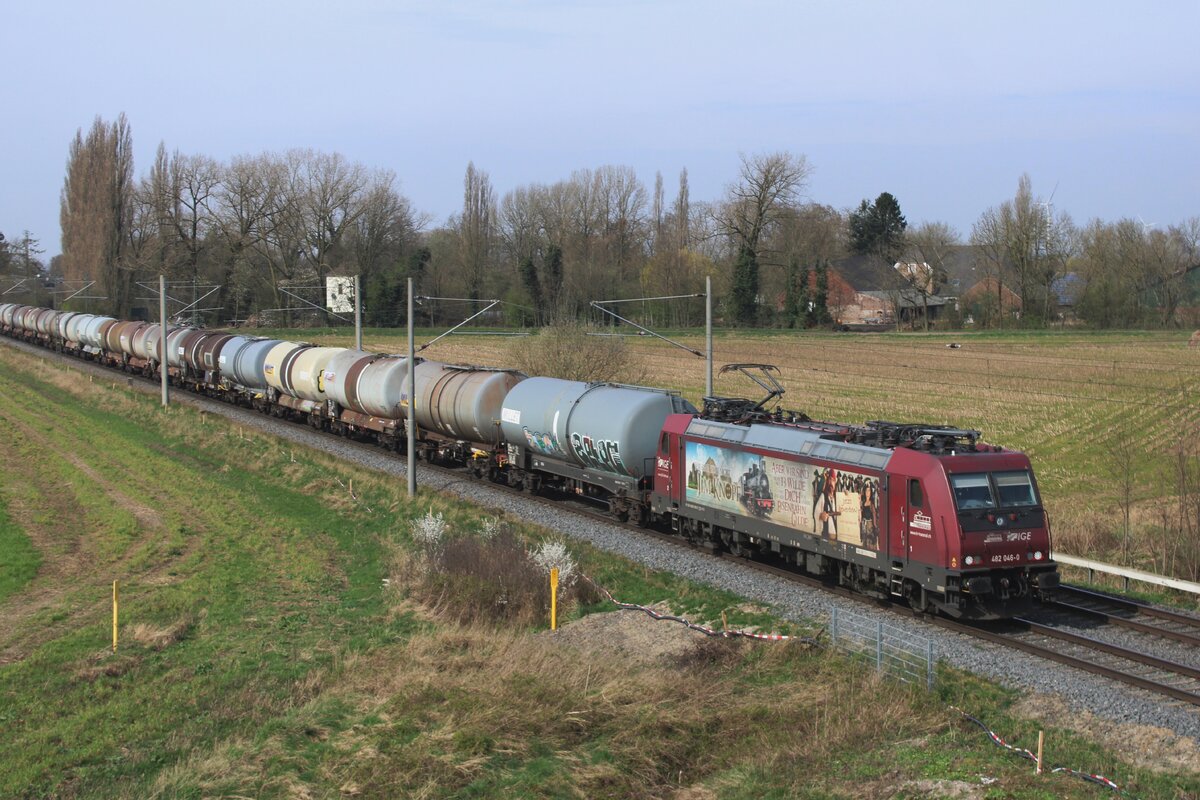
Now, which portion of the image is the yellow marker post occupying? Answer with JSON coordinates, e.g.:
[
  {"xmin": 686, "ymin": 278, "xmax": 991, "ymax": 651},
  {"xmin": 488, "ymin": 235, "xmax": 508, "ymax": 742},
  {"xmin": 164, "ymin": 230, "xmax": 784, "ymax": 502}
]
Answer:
[
  {"xmin": 1036, "ymin": 730, "xmax": 1044, "ymax": 775},
  {"xmin": 112, "ymin": 580, "xmax": 119, "ymax": 652},
  {"xmin": 550, "ymin": 567, "xmax": 559, "ymax": 631}
]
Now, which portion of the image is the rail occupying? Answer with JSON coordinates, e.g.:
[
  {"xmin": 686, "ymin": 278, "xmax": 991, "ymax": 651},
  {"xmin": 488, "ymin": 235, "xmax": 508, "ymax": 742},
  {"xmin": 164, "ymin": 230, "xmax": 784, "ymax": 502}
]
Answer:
[{"xmin": 1054, "ymin": 552, "xmax": 1200, "ymax": 596}]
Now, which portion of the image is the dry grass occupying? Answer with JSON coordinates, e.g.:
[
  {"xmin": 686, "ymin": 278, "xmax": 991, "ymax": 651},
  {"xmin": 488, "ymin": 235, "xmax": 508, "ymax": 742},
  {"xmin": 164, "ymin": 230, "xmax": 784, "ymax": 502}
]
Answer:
[
  {"xmin": 399, "ymin": 526, "xmax": 601, "ymax": 628},
  {"xmin": 128, "ymin": 613, "xmax": 196, "ymax": 651},
  {"xmin": 152, "ymin": 614, "xmax": 939, "ymax": 798}
]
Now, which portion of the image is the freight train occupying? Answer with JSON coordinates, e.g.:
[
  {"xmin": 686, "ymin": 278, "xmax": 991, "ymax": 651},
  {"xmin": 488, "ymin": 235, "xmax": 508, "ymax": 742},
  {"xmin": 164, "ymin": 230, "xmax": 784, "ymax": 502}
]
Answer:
[{"xmin": 0, "ymin": 302, "xmax": 1059, "ymax": 619}]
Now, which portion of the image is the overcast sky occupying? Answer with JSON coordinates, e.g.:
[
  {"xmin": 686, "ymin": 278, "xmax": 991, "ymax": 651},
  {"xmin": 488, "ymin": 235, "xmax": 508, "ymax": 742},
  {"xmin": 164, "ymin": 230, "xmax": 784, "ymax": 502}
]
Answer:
[{"xmin": 2, "ymin": 0, "xmax": 1197, "ymax": 259}]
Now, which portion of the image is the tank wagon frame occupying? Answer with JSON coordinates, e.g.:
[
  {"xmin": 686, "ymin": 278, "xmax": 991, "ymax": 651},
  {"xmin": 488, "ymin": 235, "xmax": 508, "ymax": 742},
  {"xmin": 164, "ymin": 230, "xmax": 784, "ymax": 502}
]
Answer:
[{"xmin": 0, "ymin": 303, "xmax": 1058, "ymax": 619}]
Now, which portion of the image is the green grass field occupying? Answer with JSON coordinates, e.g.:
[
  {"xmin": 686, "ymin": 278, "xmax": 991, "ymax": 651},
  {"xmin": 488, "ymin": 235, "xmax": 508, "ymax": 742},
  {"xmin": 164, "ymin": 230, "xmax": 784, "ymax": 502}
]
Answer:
[{"xmin": 0, "ymin": 342, "xmax": 1197, "ymax": 798}]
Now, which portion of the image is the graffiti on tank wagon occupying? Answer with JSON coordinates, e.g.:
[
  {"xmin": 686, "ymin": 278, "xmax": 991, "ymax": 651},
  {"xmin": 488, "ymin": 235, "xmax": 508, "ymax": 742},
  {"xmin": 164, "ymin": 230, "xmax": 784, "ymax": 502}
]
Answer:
[
  {"xmin": 570, "ymin": 432, "xmax": 626, "ymax": 474},
  {"xmin": 522, "ymin": 426, "xmax": 560, "ymax": 455}
]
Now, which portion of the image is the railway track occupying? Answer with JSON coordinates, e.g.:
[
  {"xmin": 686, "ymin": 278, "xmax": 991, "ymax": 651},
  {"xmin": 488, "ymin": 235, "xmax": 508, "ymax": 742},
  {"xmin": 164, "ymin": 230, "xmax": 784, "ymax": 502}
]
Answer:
[
  {"xmin": 1045, "ymin": 584, "xmax": 1200, "ymax": 646},
  {"xmin": 936, "ymin": 616, "xmax": 1200, "ymax": 708},
  {"xmin": 5, "ymin": 333, "xmax": 1200, "ymax": 713}
]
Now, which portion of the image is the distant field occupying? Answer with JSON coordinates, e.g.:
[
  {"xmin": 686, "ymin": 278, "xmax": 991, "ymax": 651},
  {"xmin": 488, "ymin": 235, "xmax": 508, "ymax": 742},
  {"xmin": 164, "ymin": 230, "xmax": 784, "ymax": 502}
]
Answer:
[
  {"xmin": 249, "ymin": 324, "xmax": 1200, "ymax": 564},
  {"xmin": 2, "ymin": 342, "xmax": 1196, "ymax": 798}
]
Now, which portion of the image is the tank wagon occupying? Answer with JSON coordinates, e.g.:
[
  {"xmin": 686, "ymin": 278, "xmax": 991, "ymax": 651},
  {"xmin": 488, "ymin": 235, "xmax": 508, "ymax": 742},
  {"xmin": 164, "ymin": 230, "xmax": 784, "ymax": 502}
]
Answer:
[
  {"xmin": 499, "ymin": 377, "xmax": 698, "ymax": 521},
  {"xmin": 0, "ymin": 304, "xmax": 1058, "ymax": 619}
]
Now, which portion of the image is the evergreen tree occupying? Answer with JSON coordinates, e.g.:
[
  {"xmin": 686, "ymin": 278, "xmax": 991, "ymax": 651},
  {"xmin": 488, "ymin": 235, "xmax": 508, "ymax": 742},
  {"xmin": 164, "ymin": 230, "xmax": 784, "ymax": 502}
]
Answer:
[
  {"xmin": 402, "ymin": 247, "xmax": 431, "ymax": 325},
  {"xmin": 848, "ymin": 192, "xmax": 908, "ymax": 263},
  {"xmin": 798, "ymin": 264, "xmax": 811, "ymax": 327},
  {"xmin": 730, "ymin": 245, "xmax": 759, "ymax": 325},
  {"xmin": 814, "ymin": 260, "xmax": 830, "ymax": 324},
  {"xmin": 543, "ymin": 244, "xmax": 563, "ymax": 319},
  {"xmin": 519, "ymin": 255, "xmax": 544, "ymax": 323},
  {"xmin": 783, "ymin": 256, "xmax": 801, "ymax": 328}
]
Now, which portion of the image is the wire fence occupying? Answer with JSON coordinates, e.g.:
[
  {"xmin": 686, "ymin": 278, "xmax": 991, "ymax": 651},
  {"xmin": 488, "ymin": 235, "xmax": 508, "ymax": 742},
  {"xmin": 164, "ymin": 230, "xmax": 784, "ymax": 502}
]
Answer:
[{"xmin": 829, "ymin": 607, "xmax": 937, "ymax": 690}]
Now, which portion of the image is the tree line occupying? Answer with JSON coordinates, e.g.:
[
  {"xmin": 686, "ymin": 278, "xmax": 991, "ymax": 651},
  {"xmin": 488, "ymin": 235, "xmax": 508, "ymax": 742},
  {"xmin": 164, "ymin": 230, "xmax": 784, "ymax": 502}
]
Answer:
[{"xmin": 9, "ymin": 113, "xmax": 1196, "ymax": 329}]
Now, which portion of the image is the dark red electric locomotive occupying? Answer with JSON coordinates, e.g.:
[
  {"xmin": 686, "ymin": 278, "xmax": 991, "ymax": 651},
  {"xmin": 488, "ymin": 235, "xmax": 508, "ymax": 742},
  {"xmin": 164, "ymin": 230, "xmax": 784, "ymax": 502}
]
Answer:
[{"xmin": 650, "ymin": 366, "xmax": 1058, "ymax": 619}]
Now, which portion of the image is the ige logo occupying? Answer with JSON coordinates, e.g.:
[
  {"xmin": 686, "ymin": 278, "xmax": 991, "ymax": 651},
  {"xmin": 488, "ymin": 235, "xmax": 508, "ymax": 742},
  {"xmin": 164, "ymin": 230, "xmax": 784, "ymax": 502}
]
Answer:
[
  {"xmin": 1006, "ymin": 531, "xmax": 1032, "ymax": 542},
  {"xmin": 910, "ymin": 511, "xmax": 932, "ymax": 531}
]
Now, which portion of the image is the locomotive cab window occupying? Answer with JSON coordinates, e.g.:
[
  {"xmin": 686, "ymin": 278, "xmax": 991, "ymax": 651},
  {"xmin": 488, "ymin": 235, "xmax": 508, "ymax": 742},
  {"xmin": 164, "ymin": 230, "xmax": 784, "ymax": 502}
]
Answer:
[
  {"xmin": 994, "ymin": 470, "xmax": 1038, "ymax": 507},
  {"xmin": 908, "ymin": 479, "xmax": 924, "ymax": 508},
  {"xmin": 950, "ymin": 474, "xmax": 994, "ymax": 509},
  {"xmin": 660, "ymin": 433, "xmax": 669, "ymax": 455}
]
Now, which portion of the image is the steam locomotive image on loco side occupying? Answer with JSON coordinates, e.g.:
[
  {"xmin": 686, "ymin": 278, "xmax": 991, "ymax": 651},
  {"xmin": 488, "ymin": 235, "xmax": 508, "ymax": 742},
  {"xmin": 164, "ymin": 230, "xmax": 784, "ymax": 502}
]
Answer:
[{"xmin": 0, "ymin": 303, "xmax": 1059, "ymax": 619}]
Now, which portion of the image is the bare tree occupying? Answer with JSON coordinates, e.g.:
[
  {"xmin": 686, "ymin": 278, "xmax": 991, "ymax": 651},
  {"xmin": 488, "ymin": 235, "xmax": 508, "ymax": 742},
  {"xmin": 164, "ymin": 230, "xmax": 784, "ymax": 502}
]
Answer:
[
  {"xmin": 508, "ymin": 320, "xmax": 641, "ymax": 383},
  {"xmin": 60, "ymin": 113, "xmax": 135, "ymax": 315},
  {"xmin": 1106, "ymin": 422, "xmax": 1138, "ymax": 566},
  {"xmin": 151, "ymin": 145, "xmax": 221, "ymax": 315},
  {"xmin": 905, "ymin": 221, "xmax": 961, "ymax": 330},
  {"xmin": 352, "ymin": 171, "xmax": 423, "ymax": 325},
  {"xmin": 971, "ymin": 174, "xmax": 1073, "ymax": 325},
  {"xmin": 718, "ymin": 151, "xmax": 812, "ymax": 324},
  {"xmin": 651, "ymin": 170, "xmax": 664, "ymax": 254},
  {"xmin": 460, "ymin": 161, "xmax": 496, "ymax": 300},
  {"xmin": 296, "ymin": 149, "xmax": 369, "ymax": 286}
]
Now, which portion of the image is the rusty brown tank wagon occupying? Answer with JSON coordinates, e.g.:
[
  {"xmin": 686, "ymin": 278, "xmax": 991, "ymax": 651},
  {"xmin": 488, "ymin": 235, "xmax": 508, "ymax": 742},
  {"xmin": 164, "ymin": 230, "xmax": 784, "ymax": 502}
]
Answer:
[{"xmin": 0, "ymin": 303, "xmax": 1059, "ymax": 620}]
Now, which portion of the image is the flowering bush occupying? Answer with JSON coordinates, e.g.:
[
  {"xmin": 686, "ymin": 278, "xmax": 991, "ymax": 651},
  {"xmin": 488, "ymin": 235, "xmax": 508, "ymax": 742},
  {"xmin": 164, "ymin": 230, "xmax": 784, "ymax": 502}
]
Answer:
[
  {"xmin": 480, "ymin": 516, "xmax": 503, "ymax": 540},
  {"xmin": 410, "ymin": 509, "xmax": 447, "ymax": 549},
  {"xmin": 529, "ymin": 539, "xmax": 577, "ymax": 587}
]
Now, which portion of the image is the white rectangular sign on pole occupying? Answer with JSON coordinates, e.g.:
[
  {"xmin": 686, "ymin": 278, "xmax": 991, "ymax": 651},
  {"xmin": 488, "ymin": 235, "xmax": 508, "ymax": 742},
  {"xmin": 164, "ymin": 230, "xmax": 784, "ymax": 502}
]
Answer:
[{"xmin": 326, "ymin": 276, "xmax": 355, "ymax": 313}]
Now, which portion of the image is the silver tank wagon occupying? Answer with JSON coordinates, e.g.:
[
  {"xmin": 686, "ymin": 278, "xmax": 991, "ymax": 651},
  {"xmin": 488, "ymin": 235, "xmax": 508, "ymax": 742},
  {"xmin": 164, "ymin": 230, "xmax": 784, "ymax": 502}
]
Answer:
[{"xmin": 499, "ymin": 378, "xmax": 696, "ymax": 480}]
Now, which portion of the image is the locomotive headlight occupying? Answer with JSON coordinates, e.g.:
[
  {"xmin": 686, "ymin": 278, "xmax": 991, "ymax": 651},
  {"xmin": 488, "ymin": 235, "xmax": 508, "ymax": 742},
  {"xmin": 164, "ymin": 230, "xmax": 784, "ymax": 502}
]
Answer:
[
  {"xmin": 964, "ymin": 555, "xmax": 976, "ymax": 566},
  {"xmin": 1033, "ymin": 551, "xmax": 1043, "ymax": 561}
]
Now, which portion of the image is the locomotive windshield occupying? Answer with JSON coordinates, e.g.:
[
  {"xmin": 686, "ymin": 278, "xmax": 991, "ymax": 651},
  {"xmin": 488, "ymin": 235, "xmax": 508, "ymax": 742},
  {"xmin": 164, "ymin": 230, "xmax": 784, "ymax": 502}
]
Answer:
[{"xmin": 950, "ymin": 470, "xmax": 1038, "ymax": 510}]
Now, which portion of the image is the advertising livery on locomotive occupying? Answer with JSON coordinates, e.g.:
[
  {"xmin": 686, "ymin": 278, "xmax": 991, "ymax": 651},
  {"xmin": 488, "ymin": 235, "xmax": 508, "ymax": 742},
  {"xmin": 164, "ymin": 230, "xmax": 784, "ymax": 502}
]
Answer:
[{"xmin": 0, "ymin": 303, "xmax": 1059, "ymax": 619}]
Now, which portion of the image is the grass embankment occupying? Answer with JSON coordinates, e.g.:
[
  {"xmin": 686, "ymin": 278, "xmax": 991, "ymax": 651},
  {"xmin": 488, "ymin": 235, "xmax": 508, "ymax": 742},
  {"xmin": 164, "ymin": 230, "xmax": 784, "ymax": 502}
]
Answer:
[
  {"xmin": 0, "ymin": 343, "xmax": 1195, "ymax": 798},
  {"xmin": 0, "ymin": 494, "xmax": 39, "ymax": 603},
  {"xmin": 255, "ymin": 324, "xmax": 1200, "ymax": 585}
]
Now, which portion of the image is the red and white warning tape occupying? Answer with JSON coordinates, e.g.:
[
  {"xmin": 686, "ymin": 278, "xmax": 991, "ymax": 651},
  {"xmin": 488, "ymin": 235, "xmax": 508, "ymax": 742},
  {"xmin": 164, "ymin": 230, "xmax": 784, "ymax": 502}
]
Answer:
[{"xmin": 951, "ymin": 707, "xmax": 1127, "ymax": 794}]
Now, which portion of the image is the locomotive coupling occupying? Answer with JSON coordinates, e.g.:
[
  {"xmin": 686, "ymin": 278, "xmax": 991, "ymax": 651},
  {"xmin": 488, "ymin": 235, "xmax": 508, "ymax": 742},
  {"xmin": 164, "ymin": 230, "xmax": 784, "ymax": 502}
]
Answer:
[
  {"xmin": 1035, "ymin": 571, "xmax": 1060, "ymax": 591},
  {"xmin": 964, "ymin": 576, "xmax": 993, "ymax": 595}
]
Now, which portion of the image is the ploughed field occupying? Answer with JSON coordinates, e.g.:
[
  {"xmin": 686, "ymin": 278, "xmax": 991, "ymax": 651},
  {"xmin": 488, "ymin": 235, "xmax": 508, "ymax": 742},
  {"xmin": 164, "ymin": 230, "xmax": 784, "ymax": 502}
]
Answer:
[
  {"xmin": 259, "ymin": 325, "xmax": 1200, "ymax": 561},
  {"xmin": 3, "ymin": 342, "xmax": 1198, "ymax": 798}
]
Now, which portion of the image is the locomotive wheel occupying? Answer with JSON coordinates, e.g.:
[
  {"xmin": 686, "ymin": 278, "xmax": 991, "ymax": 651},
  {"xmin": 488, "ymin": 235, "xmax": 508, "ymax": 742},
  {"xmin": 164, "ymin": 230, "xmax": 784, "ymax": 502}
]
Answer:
[{"xmin": 908, "ymin": 586, "xmax": 934, "ymax": 616}]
